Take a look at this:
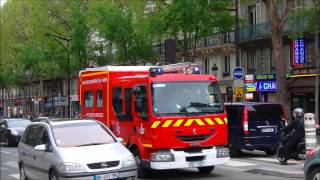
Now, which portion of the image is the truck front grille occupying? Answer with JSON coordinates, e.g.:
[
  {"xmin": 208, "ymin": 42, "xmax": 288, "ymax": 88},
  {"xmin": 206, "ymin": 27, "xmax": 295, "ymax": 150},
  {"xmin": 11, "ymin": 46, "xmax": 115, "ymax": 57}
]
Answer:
[
  {"xmin": 87, "ymin": 161, "xmax": 119, "ymax": 169},
  {"xmin": 176, "ymin": 135, "xmax": 211, "ymax": 142}
]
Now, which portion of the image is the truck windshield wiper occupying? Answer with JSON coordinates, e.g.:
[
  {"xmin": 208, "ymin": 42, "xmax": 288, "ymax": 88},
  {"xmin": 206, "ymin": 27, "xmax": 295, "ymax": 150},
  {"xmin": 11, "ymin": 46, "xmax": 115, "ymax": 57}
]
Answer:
[{"xmin": 75, "ymin": 143, "xmax": 105, "ymax": 147}]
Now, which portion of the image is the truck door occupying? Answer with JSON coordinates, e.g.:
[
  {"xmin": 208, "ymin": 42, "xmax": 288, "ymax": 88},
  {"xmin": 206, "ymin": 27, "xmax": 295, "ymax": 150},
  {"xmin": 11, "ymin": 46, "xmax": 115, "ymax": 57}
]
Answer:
[{"xmin": 132, "ymin": 85, "xmax": 150, "ymax": 146}]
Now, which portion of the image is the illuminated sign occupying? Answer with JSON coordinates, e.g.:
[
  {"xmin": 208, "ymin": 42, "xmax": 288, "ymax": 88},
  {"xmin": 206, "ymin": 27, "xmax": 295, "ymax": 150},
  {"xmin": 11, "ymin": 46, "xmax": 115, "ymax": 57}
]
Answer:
[
  {"xmin": 292, "ymin": 38, "xmax": 306, "ymax": 66},
  {"xmin": 256, "ymin": 74, "xmax": 276, "ymax": 81},
  {"xmin": 257, "ymin": 81, "xmax": 277, "ymax": 92},
  {"xmin": 245, "ymin": 83, "xmax": 257, "ymax": 92}
]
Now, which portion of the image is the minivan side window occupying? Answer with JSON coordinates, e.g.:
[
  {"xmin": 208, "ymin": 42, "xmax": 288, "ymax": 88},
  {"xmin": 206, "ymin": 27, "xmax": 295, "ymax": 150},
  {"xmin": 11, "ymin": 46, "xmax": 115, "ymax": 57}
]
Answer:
[{"xmin": 21, "ymin": 125, "xmax": 43, "ymax": 147}]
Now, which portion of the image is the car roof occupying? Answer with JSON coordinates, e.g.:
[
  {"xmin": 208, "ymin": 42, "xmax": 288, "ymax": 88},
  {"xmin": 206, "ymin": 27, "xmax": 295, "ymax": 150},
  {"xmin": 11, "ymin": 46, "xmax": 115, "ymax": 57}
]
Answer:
[
  {"xmin": 224, "ymin": 102, "xmax": 282, "ymax": 106},
  {"xmin": 31, "ymin": 119, "xmax": 97, "ymax": 127},
  {"xmin": 2, "ymin": 118, "xmax": 30, "ymax": 121}
]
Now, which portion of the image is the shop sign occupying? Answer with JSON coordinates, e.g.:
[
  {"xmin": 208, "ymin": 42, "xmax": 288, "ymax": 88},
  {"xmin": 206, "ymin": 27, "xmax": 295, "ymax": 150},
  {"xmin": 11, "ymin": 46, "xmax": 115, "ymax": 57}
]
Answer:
[
  {"xmin": 257, "ymin": 81, "xmax": 277, "ymax": 92},
  {"xmin": 256, "ymin": 74, "xmax": 276, "ymax": 81},
  {"xmin": 232, "ymin": 67, "xmax": 244, "ymax": 80},
  {"xmin": 235, "ymin": 87, "xmax": 244, "ymax": 98},
  {"xmin": 245, "ymin": 93, "xmax": 254, "ymax": 100},
  {"xmin": 289, "ymin": 67, "xmax": 317, "ymax": 77},
  {"xmin": 244, "ymin": 74, "xmax": 255, "ymax": 83},
  {"xmin": 292, "ymin": 38, "xmax": 306, "ymax": 66},
  {"xmin": 245, "ymin": 83, "xmax": 257, "ymax": 92}
]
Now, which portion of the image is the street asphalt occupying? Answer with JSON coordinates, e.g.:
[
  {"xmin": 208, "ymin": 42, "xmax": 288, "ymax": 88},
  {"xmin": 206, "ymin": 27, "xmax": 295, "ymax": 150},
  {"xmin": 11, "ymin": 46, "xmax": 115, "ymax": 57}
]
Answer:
[{"xmin": 0, "ymin": 146, "xmax": 304, "ymax": 180}]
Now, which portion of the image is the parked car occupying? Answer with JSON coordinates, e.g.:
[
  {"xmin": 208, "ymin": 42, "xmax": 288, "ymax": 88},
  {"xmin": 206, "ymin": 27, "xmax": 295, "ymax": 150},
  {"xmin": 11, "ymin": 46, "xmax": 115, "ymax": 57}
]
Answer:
[
  {"xmin": 0, "ymin": 118, "xmax": 31, "ymax": 146},
  {"xmin": 18, "ymin": 119, "xmax": 137, "ymax": 180},
  {"xmin": 31, "ymin": 116, "xmax": 50, "ymax": 122},
  {"xmin": 225, "ymin": 102, "xmax": 286, "ymax": 156},
  {"xmin": 304, "ymin": 146, "xmax": 320, "ymax": 180}
]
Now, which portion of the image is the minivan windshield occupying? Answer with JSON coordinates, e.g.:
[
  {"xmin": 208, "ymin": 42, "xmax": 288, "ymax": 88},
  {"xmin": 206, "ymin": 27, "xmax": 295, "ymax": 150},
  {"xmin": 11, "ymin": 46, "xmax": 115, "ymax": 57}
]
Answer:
[
  {"xmin": 52, "ymin": 122, "xmax": 116, "ymax": 147},
  {"xmin": 152, "ymin": 81, "xmax": 223, "ymax": 116}
]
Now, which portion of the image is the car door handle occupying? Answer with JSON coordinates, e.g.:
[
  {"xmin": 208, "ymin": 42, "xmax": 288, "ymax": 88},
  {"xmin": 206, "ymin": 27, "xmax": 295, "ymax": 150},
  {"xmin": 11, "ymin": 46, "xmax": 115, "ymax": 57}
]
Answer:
[
  {"xmin": 22, "ymin": 152, "xmax": 26, "ymax": 156},
  {"xmin": 33, "ymin": 155, "xmax": 36, "ymax": 160}
]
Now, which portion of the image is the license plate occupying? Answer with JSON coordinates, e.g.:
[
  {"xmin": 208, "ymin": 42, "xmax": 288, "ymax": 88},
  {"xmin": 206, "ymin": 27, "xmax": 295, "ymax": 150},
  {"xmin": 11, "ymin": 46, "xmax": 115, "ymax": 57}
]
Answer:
[
  {"xmin": 261, "ymin": 128, "xmax": 274, "ymax": 133},
  {"xmin": 94, "ymin": 173, "xmax": 118, "ymax": 180},
  {"xmin": 188, "ymin": 161, "xmax": 205, "ymax": 168}
]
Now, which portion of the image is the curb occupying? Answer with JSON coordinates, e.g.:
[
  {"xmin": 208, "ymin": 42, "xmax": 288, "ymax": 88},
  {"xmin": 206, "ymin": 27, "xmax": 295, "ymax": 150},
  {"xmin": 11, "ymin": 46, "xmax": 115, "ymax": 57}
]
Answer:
[{"xmin": 246, "ymin": 168, "xmax": 304, "ymax": 178}]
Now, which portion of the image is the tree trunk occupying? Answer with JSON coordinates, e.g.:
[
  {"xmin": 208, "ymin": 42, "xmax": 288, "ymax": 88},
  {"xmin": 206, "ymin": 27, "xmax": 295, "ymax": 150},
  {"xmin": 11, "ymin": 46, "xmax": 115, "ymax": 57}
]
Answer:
[
  {"xmin": 264, "ymin": 0, "xmax": 294, "ymax": 122},
  {"xmin": 183, "ymin": 31, "xmax": 190, "ymax": 62},
  {"xmin": 271, "ymin": 31, "xmax": 291, "ymax": 121}
]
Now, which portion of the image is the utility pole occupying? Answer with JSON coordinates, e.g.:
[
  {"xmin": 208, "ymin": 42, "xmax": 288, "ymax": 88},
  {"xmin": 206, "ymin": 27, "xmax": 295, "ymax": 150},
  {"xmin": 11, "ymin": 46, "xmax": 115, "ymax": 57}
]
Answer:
[{"xmin": 315, "ymin": 0, "xmax": 320, "ymax": 129}]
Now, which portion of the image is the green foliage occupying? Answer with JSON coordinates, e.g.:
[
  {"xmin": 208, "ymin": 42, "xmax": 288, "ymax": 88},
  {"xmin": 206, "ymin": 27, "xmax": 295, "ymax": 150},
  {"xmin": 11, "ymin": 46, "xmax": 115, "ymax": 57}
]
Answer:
[
  {"xmin": 146, "ymin": 0, "xmax": 234, "ymax": 60},
  {"xmin": 1, "ymin": 0, "xmax": 234, "ymax": 88},
  {"xmin": 288, "ymin": 6, "xmax": 317, "ymax": 39}
]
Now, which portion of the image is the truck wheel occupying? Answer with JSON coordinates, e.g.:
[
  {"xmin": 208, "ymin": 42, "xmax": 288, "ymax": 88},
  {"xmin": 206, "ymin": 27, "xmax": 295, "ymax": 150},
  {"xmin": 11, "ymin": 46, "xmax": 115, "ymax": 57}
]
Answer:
[
  {"xmin": 228, "ymin": 145, "xmax": 241, "ymax": 157},
  {"xmin": 132, "ymin": 148, "xmax": 149, "ymax": 178},
  {"xmin": 197, "ymin": 166, "xmax": 215, "ymax": 174}
]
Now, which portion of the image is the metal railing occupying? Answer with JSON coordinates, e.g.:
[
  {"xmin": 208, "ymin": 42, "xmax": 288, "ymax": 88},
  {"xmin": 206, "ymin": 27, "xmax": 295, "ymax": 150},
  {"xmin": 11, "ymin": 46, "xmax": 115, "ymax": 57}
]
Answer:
[
  {"xmin": 239, "ymin": 18, "xmax": 311, "ymax": 42},
  {"xmin": 153, "ymin": 32, "xmax": 235, "ymax": 56}
]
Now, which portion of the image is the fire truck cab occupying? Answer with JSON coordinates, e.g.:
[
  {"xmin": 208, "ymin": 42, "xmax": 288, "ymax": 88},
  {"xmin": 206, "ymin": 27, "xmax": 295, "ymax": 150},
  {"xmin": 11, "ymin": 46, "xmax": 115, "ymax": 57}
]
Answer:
[{"xmin": 79, "ymin": 63, "xmax": 229, "ymax": 177}]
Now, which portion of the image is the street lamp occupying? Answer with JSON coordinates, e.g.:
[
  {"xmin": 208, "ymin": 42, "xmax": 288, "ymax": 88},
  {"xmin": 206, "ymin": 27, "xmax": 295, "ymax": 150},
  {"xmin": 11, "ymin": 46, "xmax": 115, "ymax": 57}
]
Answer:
[
  {"xmin": 211, "ymin": 64, "xmax": 219, "ymax": 76},
  {"xmin": 44, "ymin": 33, "xmax": 71, "ymax": 118}
]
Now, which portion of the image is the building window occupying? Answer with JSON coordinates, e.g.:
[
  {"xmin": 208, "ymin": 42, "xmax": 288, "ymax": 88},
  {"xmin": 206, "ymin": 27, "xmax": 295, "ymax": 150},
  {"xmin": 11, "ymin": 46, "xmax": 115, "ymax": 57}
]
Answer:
[
  {"xmin": 247, "ymin": 51, "xmax": 255, "ymax": 74},
  {"xmin": 84, "ymin": 91, "xmax": 93, "ymax": 108},
  {"xmin": 204, "ymin": 58, "xmax": 209, "ymax": 74},
  {"xmin": 96, "ymin": 90, "xmax": 103, "ymax": 108},
  {"xmin": 112, "ymin": 87, "xmax": 123, "ymax": 114},
  {"xmin": 223, "ymin": 56, "xmax": 230, "ymax": 77}
]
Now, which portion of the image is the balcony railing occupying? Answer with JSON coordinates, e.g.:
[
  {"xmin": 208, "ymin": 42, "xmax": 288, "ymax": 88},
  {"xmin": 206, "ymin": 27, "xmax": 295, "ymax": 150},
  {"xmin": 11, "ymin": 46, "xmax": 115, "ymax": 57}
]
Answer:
[
  {"xmin": 153, "ymin": 32, "xmax": 235, "ymax": 56},
  {"xmin": 239, "ymin": 18, "xmax": 311, "ymax": 42}
]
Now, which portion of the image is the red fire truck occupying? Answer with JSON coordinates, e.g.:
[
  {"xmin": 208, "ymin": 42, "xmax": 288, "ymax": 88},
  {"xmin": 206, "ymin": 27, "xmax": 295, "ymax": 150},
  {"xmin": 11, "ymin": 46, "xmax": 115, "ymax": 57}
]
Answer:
[{"xmin": 78, "ymin": 63, "xmax": 229, "ymax": 177}]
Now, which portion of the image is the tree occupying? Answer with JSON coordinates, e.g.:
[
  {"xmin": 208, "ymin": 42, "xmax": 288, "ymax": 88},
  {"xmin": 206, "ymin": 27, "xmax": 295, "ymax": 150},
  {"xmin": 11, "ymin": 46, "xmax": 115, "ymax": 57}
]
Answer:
[
  {"xmin": 148, "ymin": 0, "xmax": 234, "ymax": 62},
  {"xmin": 90, "ymin": 0, "xmax": 156, "ymax": 65},
  {"xmin": 263, "ymin": 0, "xmax": 294, "ymax": 120}
]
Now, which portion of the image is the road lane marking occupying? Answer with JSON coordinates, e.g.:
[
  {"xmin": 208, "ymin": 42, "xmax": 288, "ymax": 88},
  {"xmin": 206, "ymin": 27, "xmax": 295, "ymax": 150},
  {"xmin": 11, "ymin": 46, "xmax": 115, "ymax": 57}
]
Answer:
[
  {"xmin": 9, "ymin": 174, "xmax": 19, "ymax": 179},
  {"xmin": 0, "ymin": 149, "xmax": 11, "ymax": 154},
  {"xmin": 5, "ymin": 162, "xmax": 18, "ymax": 168},
  {"xmin": 225, "ymin": 160, "xmax": 256, "ymax": 167},
  {"xmin": 0, "ymin": 167, "xmax": 9, "ymax": 170}
]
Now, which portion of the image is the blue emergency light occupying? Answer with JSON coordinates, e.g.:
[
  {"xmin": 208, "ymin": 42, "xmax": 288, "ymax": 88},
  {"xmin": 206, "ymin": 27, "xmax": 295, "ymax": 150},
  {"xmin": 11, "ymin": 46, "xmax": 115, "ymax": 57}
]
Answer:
[
  {"xmin": 149, "ymin": 67, "xmax": 164, "ymax": 76},
  {"xmin": 149, "ymin": 63, "xmax": 201, "ymax": 76}
]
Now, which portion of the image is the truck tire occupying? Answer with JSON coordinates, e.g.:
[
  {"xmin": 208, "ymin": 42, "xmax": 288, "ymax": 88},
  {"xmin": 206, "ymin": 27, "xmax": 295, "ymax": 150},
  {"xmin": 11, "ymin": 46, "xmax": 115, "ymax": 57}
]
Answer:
[
  {"xmin": 197, "ymin": 166, "xmax": 215, "ymax": 174},
  {"xmin": 132, "ymin": 148, "xmax": 150, "ymax": 178}
]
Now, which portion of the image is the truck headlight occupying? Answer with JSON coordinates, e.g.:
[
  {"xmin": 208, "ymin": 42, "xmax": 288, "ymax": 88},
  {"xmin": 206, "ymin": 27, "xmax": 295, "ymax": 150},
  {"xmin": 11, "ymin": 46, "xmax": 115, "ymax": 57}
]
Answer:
[
  {"xmin": 151, "ymin": 153, "xmax": 175, "ymax": 162},
  {"xmin": 11, "ymin": 130, "xmax": 18, "ymax": 136},
  {"xmin": 122, "ymin": 155, "xmax": 136, "ymax": 168},
  {"xmin": 60, "ymin": 162, "xmax": 84, "ymax": 172}
]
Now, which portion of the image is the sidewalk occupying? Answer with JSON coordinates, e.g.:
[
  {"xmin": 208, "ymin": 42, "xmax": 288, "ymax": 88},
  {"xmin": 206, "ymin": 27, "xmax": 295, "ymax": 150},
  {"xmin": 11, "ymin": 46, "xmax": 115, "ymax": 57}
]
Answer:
[{"xmin": 246, "ymin": 159, "xmax": 305, "ymax": 178}]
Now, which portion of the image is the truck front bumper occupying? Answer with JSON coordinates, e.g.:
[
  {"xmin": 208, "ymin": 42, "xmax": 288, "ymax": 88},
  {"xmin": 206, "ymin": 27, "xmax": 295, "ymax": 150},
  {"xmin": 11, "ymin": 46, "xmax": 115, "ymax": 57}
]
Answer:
[{"xmin": 144, "ymin": 146, "xmax": 230, "ymax": 170}]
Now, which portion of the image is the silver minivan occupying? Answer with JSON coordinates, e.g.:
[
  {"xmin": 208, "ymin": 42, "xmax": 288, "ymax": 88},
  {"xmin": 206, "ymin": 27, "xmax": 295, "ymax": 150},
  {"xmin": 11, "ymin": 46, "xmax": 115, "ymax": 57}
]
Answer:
[{"xmin": 18, "ymin": 119, "xmax": 137, "ymax": 180}]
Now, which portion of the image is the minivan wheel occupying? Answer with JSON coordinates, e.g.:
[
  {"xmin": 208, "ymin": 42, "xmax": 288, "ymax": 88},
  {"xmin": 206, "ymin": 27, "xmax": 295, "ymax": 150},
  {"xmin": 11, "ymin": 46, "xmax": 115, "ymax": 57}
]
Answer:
[
  {"xmin": 19, "ymin": 164, "xmax": 28, "ymax": 180},
  {"xmin": 132, "ymin": 148, "xmax": 149, "ymax": 178},
  {"xmin": 229, "ymin": 145, "xmax": 241, "ymax": 157},
  {"xmin": 197, "ymin": 166, "xmax": 215, "ymax": 174},
  {"xmin": 49, "ymin": 170, "xmax": 59, "ymax": 180}
]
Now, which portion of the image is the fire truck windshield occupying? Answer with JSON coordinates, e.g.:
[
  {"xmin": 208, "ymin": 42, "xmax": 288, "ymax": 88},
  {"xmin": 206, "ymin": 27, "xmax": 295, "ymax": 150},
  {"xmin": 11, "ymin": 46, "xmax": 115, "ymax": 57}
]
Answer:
[{"xmin": 152, "ymin": 81, "xmax": 224, "ymax": 116}]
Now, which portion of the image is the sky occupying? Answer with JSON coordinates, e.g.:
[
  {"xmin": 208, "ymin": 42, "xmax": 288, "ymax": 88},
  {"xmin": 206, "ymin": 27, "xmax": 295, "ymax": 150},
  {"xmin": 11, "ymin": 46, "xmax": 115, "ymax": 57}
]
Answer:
[{"xmin": 0, "ymin": 0, "xmax": 7, "ymax": 7}]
